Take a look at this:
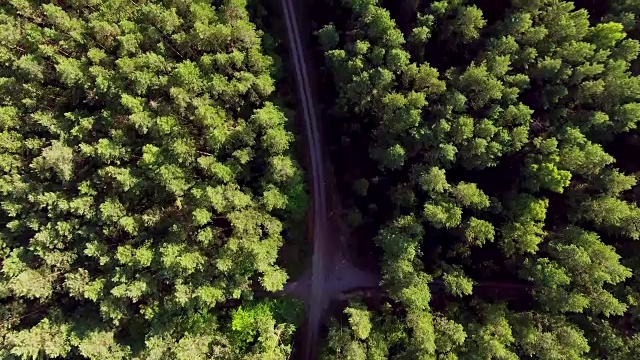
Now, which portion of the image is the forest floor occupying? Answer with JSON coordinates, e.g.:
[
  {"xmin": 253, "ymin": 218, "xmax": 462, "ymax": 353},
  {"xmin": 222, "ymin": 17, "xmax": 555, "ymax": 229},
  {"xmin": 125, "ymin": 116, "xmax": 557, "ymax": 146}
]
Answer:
[{"xmin": 279, "ymin": 0, "xmax": 380, "ymax": 358}]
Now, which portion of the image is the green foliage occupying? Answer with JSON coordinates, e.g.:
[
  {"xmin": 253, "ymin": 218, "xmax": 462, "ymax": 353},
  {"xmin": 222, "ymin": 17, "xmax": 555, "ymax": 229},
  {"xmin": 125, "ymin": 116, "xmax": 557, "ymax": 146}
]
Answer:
[
  {"xmin": 464, "ymin": 304, "xmax": 518, "ymax": 360},
  {"xmin": 443, "ymin": 267, "xmax": 474, "ymax": 297},
  {"xmin": 434, "ymin": 315, "xmax": 466, "ymax": 359},
  {"xmin": 513, "ymin": 313, "xmax": 590, "ymax": 360},
  {"xmin": 558, "ymin": 127, "xmax": 614, "ymax": 175},
  {"xmin": 317, "ymin": 24, "xmax": 340, "ymax": 50},
  {"xmin": 0, "ymin": 1, "xmax": 303, "ymax": 358},
  {"xmin": 322, "ymin": 302, "xmax": 408, "ymax": 360},
  {"xmin": 231, "ymin": 299, "xmax": 301, "ymax": 357},
  {"xmin": 344, "ymin": 302, "xmax": 373, "ymax": 340},
  {"xmin": 373, "ymin": 143, "xmax": 407, "ymax": 169},
  {"xmin": 419, "ymin": 167, "xmax": 450, "ymax": 194},
  {"xmin": 577, "ymin": 196, "xmax": 640, "ymax": 240},
  {"xmin": 318, "ymin": 0, "xmax": 640, "ymax": 358},
  {"xmin": 8, "ymin": 0, "xmax": 640, "ymax": 358},
  {"xmin": 451, "ymin": 5, "xmax": 486, "ymax": 44},
  {"xmin": 424, "ymin": 201, "xmax": 463, "ymax": 229},
  {"xmin": 374, "ymin": 216, "xmax": 436, "ymax": 356},
  {"xmin": 526, "ymin": 137, "xmax": 573, "ymax": 193},
  {"xmin": 6, "ymin": 319, "xmax": 72, "ymax": 359},
  {"xmin": 524, "ymin": 226, "xmax": 631, "ymax": 315},
  {"xmin": 451, "ymin": 182, "xmax": 490, "ymax": 210},
  {"xmin": 501, "ymin": 195, "xmax": 548, "ymax": 256},
  {"xmin": 456, "ymin": 62, "xmax": 504, "ymax": 109},
  {"xmin": 464, "ymin": 217, "xmax": 495, "ymax": 246}
]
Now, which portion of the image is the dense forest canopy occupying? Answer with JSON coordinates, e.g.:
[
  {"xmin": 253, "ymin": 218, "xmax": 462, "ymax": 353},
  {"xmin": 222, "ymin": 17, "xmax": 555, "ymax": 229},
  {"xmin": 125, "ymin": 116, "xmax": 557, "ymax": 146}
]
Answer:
[
  {"xmin": 316, "ymin": 0, "xmax": 640, "ymax": 359},
  {"xmin": 0, "ymin": 0, "xmax": 305, "ymax": 359},
  {"xmin": 7, "ymin": 0, "xmax": 640, "ymax": 359}
]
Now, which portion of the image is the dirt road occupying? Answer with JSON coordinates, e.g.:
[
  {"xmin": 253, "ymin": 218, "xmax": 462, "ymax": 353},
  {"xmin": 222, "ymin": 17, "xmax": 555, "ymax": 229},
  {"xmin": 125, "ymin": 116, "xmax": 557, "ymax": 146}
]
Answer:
[
  {"xmin": 280, "ymin": 0, "xmax": 378, "ymax": 358},
  {"xmin": 280, "ymin": 0, "xmax": 327, "ymax": 356}
]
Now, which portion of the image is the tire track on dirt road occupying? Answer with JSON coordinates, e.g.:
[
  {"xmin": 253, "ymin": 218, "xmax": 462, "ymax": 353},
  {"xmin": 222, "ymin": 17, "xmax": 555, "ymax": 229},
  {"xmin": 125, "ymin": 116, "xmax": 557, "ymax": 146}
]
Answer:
[{"xmin": 280, "ymin": 0, "xmax": 328, "ymax": 357}]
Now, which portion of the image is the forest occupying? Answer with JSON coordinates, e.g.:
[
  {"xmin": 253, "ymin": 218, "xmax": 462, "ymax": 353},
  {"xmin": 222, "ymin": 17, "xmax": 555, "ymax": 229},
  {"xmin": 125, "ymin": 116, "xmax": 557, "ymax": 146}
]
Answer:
[
  {"xmin": 4, "ymin": 0, "xmax": 640, "ymax": 359},
  {"xmin": 316, "ymin": 0, "xmax": 640, "ymax": 359},
  {"xmin": 0, "ymin": 0, "xmax": 305, "ymax": 359}
]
